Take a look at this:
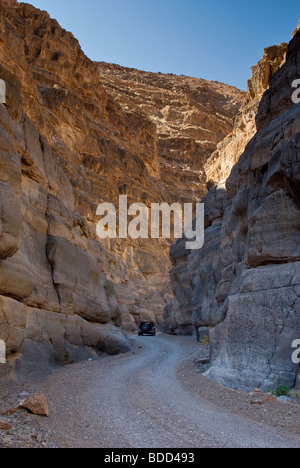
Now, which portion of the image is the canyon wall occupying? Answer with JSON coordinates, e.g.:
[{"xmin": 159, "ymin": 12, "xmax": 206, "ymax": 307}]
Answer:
[
  {"xmin": 0, "ymin": 0, "xmax": 243, "ymax": 377},
  {"xmin": 164, "ymin": 32, "xmax": 300, "ymax": 391},
  {"xmin": 97, "ymin": 64, "xmax": 244, "ymax": 203}
]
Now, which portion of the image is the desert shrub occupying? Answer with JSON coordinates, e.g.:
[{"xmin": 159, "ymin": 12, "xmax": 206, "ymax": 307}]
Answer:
[
  {"xmin": 274, "ymin": 385, "xmax": 291, "ymax": 397},
  {"xmin": 268, "ymin": 385, "xmax": 291, "ymax": 397}
]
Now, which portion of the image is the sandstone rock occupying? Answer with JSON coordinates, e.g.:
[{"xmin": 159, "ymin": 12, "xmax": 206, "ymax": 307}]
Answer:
[
  {"xmin": 94, "ymin": 323, "xmax": 131, "ymax": 356},
  {"xmin": 247, "ymin": 44, "xmax": 287, "ymax": 102},
  {"xmin": 15, "ymin": 308, "xmax": 131, "ymax": 379},
  {"xmin": 3, "ymin": 407, "xmax": 18, "ymax": 416},
  {"xmin": 0, "ymin": 419, "xmax": 12, "ymax": 431},
  {"xmin": 0, "ymin": 0, "xmax": 243, "ymax": 374},
  {"xmin": 164, "ymin": 31, "xmax": 300, "ymax": 390},
  {"xmin": 97, "ymin": 63, "xmax": 244, "ymax": 204},
  {"xmin": 249, "ymin": 393, "xmax": 277, "ymax": 405},
  {"xmin": 205, "ymin": 263, "xmax": 300, "ymax": 390},
  {"xmin": 19, "ymin": 394, "xmax": 50, "ymax": 417},
  {"xmin": 205, "ymin": 43, "xmax": 287, "ymax": 186},
  {"xmin": 164, "ymin": 41, "xmax": 289, "ymax": 336},
  {"xmin": 0, "ymin": 139, "xmax": 22, "ymax": 260},
  {"xmin": 0, "ymin": 296, "xmax": 26, "ymax": 355}
]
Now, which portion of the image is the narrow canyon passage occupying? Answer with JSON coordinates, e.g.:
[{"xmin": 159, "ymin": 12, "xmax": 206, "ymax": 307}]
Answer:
[{"xmin": 33, "ymin": 335, "xmax": 300, "ymax": 449}]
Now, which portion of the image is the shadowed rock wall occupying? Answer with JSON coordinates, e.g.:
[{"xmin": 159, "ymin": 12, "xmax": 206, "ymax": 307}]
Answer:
[{"xmin": 164, "ymin": 33, "xmax": 300, "ymax": 391}]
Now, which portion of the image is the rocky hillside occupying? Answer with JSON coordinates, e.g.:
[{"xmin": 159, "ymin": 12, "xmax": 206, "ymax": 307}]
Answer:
[
  {"xmin": 0, "ymin": 0, "xmax": 244, "ymax": 377},
  {"xmin": 164, "ymin": 30, "xmax": 300, "ymax": 391}
]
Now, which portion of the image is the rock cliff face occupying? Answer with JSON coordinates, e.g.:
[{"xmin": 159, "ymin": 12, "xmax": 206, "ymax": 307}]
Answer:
[
  {"xmin": 164, "ymin": 32, "xmax": 300, "ymax": 391},
  {"xmin": 0, "ymin": 0, "xmax": 243, "ymax": 376},
  {"xmin": 97, "ymin": 64, "xmax": 244, "ymax": 203},
  {"xmin": 205, "ymin": 43, "xmax": 287, "ymax": 185}
]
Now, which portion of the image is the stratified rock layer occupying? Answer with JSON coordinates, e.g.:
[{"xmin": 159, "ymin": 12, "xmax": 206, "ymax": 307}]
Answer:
[
  {"xmin": 0, "ymin": 0, "xmax": 244, "ymax": 376},
  {"xmin": 97, "ymin": 64, "xmax": 244, "ymax": 202},
  {"xmin": 164, "ymin": 32, "xmax": 300, "ymax": 390}
]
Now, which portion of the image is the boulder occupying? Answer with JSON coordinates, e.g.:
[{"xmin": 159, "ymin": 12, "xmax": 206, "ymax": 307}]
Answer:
[
  {"xmin": 19, "ymin": 394, "xmax": 50, "ymax": 417},
  {"xmin": 249, "ymin": 393, "xmax": 277, "ymax": 405},
  {"xmin": 0, "ymin": 419, "xmax": 12, "ymax": 431}
]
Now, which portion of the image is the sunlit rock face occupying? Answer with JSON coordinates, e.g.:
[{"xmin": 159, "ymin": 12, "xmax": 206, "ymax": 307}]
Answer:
[
  {"xmin": 164, "ymin": 31, "xmax": 300, "ymax": 391},
  {"xmin": 0, "ymin": 0, "xmax": 244, "ymax": 375},
  {"xmin": 97, "ymin": 63, "xmax": 244, "ymax": 203}
]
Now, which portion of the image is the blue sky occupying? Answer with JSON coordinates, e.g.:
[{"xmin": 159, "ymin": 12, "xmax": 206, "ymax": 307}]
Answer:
[{"xmin": 25, "ymin": 0, "xmax": 299, "ymax": 90}]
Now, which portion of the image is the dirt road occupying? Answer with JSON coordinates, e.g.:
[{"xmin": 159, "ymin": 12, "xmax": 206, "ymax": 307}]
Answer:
[{"xmin": 27, "ymin": 334, "xmax": 300, "ymax": 448}]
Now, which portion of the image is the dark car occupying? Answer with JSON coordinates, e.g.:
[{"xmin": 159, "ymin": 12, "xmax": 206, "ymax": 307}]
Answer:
[{"xmin": 138, "ymin": 321, "xmax": 156, "ymax": 336}]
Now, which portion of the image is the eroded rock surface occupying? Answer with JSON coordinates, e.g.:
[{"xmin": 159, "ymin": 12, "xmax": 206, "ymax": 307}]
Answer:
[
  {"xmin": 0, "ymin": 0, "xmax": 243, "ymax": 376},
  {"xmin": 164, "ymin": 31, "xmax": 300, "ymax": 390},
  {"xmin": 97, "ymin": 64, "xmax": 244, "ymax": 203},
  {"xmin": 205, "ymin": 43, "xmax": 287, "ymax": 185}
]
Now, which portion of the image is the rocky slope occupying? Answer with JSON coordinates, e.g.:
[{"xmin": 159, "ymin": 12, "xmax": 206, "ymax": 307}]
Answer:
[
  {"xmin": 164, "ymin": 31, "xmax": 300, "ymax": 391},
  {"xmin": 0, "ymin": 0, "xmax": 244, "ymax": 377}
]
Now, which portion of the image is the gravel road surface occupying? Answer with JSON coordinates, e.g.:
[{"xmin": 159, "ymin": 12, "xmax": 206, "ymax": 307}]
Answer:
[{"xmin": 27, "ymin": 334, "xmax": 300, "ymax": 448}]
